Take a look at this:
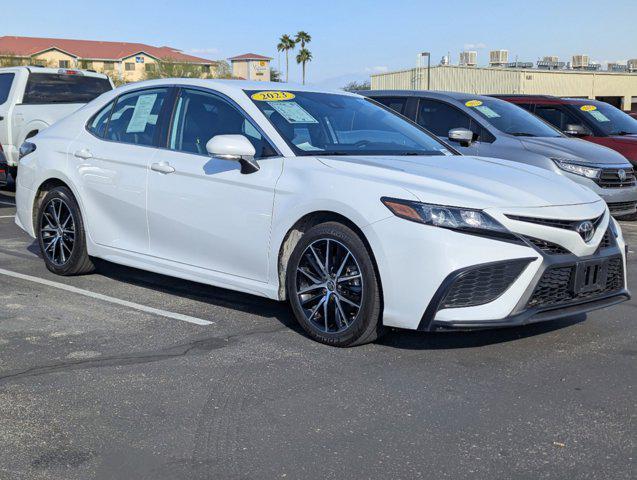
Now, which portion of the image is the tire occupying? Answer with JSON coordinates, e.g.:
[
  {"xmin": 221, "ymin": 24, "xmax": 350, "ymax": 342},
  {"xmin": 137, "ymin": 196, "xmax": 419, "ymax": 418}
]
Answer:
[
  {"xmin": 36, "ymin": 186, "xmax": 95, "ymax": 276},
  {"xmin": 286, "ymin": 221, "xmax": 383, "ymax": 347},
  {"xmin": 8, "ymin": 166, "xmax": 17, "ymax": 181}
]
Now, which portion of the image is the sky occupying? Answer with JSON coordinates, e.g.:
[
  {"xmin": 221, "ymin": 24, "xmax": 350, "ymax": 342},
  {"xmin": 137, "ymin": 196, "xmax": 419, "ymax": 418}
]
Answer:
[{"xmin": 2, "ymin": 0, "xmax": 636, "ymax": 88}]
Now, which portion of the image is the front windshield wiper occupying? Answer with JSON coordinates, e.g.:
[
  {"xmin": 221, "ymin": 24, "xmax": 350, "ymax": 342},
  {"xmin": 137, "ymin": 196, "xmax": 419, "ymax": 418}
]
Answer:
[{"xmin": 509, "ymin": 132, "xmax": 538, "ymax": 137}]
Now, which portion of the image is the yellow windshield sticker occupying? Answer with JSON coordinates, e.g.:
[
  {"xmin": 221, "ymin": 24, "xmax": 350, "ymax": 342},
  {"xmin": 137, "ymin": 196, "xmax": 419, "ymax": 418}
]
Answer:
[
  {"xmin": 581, "ymin": 105, "xmax": 597, "ymax": 112},
  {"xmin": 251, "ymin": 91, "xmax": 295, "ymax": 101},
  {"xmin": 465, "ymin": 100, "xmax": 483, "ymax": 107}
]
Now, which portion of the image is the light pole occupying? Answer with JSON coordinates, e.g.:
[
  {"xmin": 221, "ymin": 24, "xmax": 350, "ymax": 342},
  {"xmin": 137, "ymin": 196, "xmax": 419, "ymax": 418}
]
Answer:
[{"xmin": 422, "ymin": 52, "xmax": 431, "ymax": 90}]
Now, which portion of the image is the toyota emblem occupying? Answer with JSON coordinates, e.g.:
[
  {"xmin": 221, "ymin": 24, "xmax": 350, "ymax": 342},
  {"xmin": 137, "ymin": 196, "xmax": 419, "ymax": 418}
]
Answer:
[
  {"xmin": 618, "ymin": 169, "xmax": 627, "ymax": 182},
  {"xmin": 576, "ymin": 220, "xmax": 595, "ymax": 242}
]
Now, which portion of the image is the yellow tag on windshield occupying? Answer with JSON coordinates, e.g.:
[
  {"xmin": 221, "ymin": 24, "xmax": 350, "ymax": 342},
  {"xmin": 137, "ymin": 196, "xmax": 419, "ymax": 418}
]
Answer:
[
  {"xmin": 581, "ymin": 105, "xmax": 597, "ymax": 111},
  {"xmin": 465, "ymin": 100, "xmax": 483, "ymax": 107},
  {"xmin": 251, "ymin": 91, "xmax": 295, "ymax": 101}
]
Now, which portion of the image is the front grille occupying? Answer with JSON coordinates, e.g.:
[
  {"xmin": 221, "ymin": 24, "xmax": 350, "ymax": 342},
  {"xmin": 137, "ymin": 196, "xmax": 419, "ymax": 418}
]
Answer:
[
  {"xmin": 525, "ymin": 237, "xmax": 571, "ymax": 255},
  {"xmin": 506, "ymin": 214, "xmax": 604, "ymax": 231},
  {"xmin": 527, "ymin": 256, "xmax": 624, "ymax": 309},
  {"xmin": 596, "ymin": 168, "xmax": 636, "ymax": 188},
  {"xmin": 598, "ymin": 228, "xmax": 614, "ymax": 250},
  {"xmin": 608, "ymin": 201, "xmax": 637, "ymax": 214},
  {"xmin": 441, "ymin": 259, "xmax": 531, "ymax": 309}
]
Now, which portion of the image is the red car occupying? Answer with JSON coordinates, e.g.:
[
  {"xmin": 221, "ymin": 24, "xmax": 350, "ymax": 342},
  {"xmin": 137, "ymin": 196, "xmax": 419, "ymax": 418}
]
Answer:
[{"xmin": 494, "ymin": 96, "xmax": 637, "ymax": 167}]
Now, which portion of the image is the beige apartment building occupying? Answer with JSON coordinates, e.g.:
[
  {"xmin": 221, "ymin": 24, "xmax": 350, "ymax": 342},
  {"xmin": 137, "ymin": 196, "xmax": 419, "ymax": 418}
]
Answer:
[
  {"xmin": 372, "ymin": 65, "xmax": 637, "ymax": 112},
  {"xmin": 228, "ymin": 53, "xmax": 272, "ymax": 81},
  {"xmin": 0, "ymin": 36, "xmax": 220, "ymax": 83}
]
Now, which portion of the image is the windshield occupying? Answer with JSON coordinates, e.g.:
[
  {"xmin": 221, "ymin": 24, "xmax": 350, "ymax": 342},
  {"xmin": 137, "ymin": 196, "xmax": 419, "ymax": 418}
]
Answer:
[
  {"xmin": 247, "ymin": 90, "xmax": 451, "ymax": 156},
  {"xmin": 573, "ymin": 102, "xmax": 637, "ymax": 136},
  {"xmin": 461, "ymin": 97, "xmax": 563, "ymax": 138}
]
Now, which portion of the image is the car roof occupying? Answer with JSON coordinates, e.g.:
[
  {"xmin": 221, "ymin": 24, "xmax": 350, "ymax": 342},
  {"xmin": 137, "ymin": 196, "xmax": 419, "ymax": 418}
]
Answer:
[
  {"xmin": 360, "ymin": 89, "xmax": 496, "ymax": 102},
  {"xmin": 492, "ymin": 94, "xmax": 602, "ymax": 106},
  {"xmin": 114, "ymin": 78, "xmax": 360, "ymax": 98},
  {"xmin": 0, "ymin": 65, "xmax": 109, "ymax": 79}
]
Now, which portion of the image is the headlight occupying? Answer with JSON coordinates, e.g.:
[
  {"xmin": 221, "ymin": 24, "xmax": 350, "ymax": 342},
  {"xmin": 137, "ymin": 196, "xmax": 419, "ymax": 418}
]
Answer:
[
  {"xmin": 552, "ymin": 158, "xmax": 600, "ymax": 179},
  {"xmin": 18, "ymin": 142, "xmax": 36, "ymax": 161},
  {"xmin": 381, "ymin": 197, "xmax": 516, "ymax": 240}
]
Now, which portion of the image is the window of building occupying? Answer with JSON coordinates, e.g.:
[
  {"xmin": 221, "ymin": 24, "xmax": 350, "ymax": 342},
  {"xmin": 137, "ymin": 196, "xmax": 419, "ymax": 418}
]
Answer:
[
  {"xmin": 168, "ymin": 88, "xmax": 275, "ymax": 157},
  {"xmin": 59, "ymin": 60, "xmax": 70, "ymax": 69},
  {"xmin": 0, "ymin": 73, "xmax": 15, "ymax": 105},
  {"xmin": 125, "ymin": 62, "xmax": 135, "ymax": 71},
  {"xmin": 145, "ymin": 63, "xmax": 156, "ymax": 72},
  {"xmin": 201, "ymin": 65, "xmax": 211, "ymax": 73},
  {"xmin": 105, "ymin": 88, "xmax": 168, "ymax": 146},
  {"xmin": 103, "ymin": 62, "xmax": 115, "ymax": 71}
]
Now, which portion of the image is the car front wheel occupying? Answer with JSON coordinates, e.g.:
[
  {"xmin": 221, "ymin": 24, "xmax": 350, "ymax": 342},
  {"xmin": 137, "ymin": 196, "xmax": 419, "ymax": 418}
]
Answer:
[
  {"xmin": 36, "ymin": 186, "xmax": 95, "ymax": 276},
  {"xmin": 287, "ymin": 221, "xmax": 383, "ymax": 347}
]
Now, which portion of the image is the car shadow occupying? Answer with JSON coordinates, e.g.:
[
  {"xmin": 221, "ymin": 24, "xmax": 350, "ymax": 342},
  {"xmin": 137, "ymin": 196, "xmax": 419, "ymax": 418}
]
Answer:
[
  {"xmin": 91, "ymin": 258, "xmax": 302, "ymax": 333},
  {"xmin": 23, "ymin": 237, "xmax": 588, "ymax": 349},
  {"xmin": 378, "ymin": 315, "xmax": 587, "ymax": 350}
]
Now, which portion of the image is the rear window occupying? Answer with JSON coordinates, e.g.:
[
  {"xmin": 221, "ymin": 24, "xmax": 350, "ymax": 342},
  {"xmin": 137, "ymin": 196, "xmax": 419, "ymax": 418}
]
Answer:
[
  {"xmin": 22, "ymin": 73, "xmax": 112, "ymax": 105},
  {"xmin": 0, "ymin": 73, "xmax": 14, "ymax": 105}
]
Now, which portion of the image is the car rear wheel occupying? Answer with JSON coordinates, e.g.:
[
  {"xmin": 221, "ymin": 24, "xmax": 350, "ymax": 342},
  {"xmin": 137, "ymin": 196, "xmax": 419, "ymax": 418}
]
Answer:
[
  {"xmin": 36, "ymin": 186, "xmax": 95, "ymax": 276},
  {"xmin": 286, "ymin": 222, "xmax": 383, "ymax": 347}
]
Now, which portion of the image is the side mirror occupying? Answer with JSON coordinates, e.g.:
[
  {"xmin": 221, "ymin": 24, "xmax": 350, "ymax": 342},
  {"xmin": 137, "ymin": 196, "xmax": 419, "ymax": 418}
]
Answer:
[
  {"xmin": 448, "ymin": 128, "xmax": 474, "ymax": 147},
  {"xmin": 564, "ymin": 124, "xmax": 590, "ymax": 137},
  {"xmin": 206, "ymin": 135, "xmax": 259, "ymax": 174}
]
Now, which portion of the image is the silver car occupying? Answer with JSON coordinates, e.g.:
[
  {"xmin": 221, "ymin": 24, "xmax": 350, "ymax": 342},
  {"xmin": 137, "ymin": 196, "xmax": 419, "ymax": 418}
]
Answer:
[{"xmin": 363, "ymin": 91, "xmax": 637, "ymax": 216}]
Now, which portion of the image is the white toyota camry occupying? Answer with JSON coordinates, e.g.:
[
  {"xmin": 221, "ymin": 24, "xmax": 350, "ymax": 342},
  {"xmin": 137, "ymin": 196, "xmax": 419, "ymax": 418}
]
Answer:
[{"xmin": 15, "ymin": 80, "xmax": 630, "ymax": 346}]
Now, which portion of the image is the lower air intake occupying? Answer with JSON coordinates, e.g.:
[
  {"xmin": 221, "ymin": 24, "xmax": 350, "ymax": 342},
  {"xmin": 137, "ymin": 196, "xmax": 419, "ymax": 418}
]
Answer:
[{"xmin": 440, "ymin": 259, "xmax": 531, "ymax": 309}]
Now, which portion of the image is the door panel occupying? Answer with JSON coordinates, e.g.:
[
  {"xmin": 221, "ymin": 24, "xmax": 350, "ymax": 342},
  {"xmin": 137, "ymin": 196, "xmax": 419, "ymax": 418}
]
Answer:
[
  {"xmin": 72, "ymin": 87, "xmax": 169, "ymax": 253},
  {"xmin": 147, "ymin": 88, "xmax": 282, "ymax": 281}
]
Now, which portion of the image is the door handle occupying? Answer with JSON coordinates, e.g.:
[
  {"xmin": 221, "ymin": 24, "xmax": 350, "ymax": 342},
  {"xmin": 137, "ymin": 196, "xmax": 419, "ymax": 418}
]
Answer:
[
  {"xmin": 150, "ymin": 161, "xmax": 175, "ymax": 174},
  {"xmin": 74, "ymin": 148, "xmax": 93, "ymax": 160}
]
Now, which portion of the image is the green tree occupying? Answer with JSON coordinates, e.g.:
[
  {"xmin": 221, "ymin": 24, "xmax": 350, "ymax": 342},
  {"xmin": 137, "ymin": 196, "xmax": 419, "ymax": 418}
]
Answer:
[
  {"xmin": 0, "ymin": 54, "xmax": 25, "ymax": 67},
  {"xmin": 296, "ymin": 48, "xmax": 312, "ymax": 85},
  {"xmin": 342, "ymin": 80, "xmax": 371, "ymax": 92},
  {"xmin": 270, "ymin": 68, "xmax": 282, "ymax": 82},
  {"xmin": 295, "ymin": 31, "xmax": 311, "ymax": 49},
  {"xmin": 277, "ymin": 34, "xmax": 295, "ymax": 82}
]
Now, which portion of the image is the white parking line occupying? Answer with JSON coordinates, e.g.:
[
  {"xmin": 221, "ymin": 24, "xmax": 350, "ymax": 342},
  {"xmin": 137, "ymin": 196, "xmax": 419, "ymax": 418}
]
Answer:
[
  {"xmin": 0, "ymin": 268, "xmax": 213, "ymax": 326},
  {"xmin": 0, "ymin": 201, "xmax": 16, "ymax": 206},
  {"xmin": 0, "ymin": 215, "xmax": 15, "ymax": 219}
]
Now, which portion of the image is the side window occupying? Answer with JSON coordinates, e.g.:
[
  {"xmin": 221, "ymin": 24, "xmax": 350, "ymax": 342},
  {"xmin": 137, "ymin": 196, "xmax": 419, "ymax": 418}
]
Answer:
[
  {"xmin": 87, "ymin": 101, "xmax": 114, "ymax": 138},
  {"xmin": 105, "ymin": 88, "xmax": 168, "ymax": 146},
  {"xmin": 374, "ymin": 97, "xmax": 407, "ymax": 115},
  {"xmin": 535, "ymin": 106, "xmax": 583, "ymax": 131},
  {"xmin": 0, "ymin": 73, "xmax": 14, "ymax": 105},
  {"xmin": 169, "ymin": 88, "xmax": 275, "ymax": 158},
  {"xmin": 417, "ymin": 99, "xmax": 472, "ymax": 137}
]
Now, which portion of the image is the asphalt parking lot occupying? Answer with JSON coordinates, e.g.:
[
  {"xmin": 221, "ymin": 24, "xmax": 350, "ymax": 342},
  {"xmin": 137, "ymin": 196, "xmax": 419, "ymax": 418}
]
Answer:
[{"xmin": 0, "ymin": 184, "xmax": 635, "ymax": 480}]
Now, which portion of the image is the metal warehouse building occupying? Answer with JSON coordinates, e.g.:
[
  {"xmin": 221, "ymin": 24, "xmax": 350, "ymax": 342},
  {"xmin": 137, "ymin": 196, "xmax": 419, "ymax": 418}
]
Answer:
[{"xmin": 371, "ymin": 65, "xmax": 637, "ymax": 112}]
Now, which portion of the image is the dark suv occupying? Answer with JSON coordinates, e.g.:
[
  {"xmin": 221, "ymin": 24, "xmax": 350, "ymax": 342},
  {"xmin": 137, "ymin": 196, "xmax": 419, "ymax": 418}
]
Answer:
[{"xmin": 494, "ymin": 96, "xmax": 637, "ymax": 167}]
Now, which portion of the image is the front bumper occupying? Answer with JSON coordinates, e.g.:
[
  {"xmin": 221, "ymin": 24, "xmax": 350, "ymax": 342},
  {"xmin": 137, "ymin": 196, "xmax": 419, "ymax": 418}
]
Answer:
[
  {"xmin": 363, "ymin": 202, "xmax": 629, "ymax": 331},
  {"xmin": 423, "ymin": 245, "xmax": 629, "ymax": 331}
]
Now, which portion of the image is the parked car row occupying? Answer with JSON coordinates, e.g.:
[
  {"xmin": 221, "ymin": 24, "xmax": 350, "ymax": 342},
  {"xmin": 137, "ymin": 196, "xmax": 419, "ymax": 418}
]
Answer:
[
  {"xmin": 363, "ymin": 91, "xmax": 637, "ymax": 217},
  {"xmin": 14, "ymin": 79, "xmax": 630, "ymax": 346}
]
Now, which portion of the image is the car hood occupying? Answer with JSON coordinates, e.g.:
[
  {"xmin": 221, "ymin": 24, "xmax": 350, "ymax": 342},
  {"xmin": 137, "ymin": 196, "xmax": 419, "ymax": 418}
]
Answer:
[
  {"xmin": 519, "ymin": 136, "xmax": 630, "ymax": 165},
  {"xmin": 316, "ymin": 154, "xmax": 600, "ymax": 209}
]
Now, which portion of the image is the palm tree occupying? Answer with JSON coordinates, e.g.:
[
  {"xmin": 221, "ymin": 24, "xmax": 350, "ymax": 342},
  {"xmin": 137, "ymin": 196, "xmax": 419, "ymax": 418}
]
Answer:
[
  {"xmin": 295, "ymin": 31, "xmax": 312, "ymax": 49},
  {"xmin": 277, "ymin": 34, "xmax": 295, "ymax": 82},
  {"xmin": 296, "ymin": 48, "xmax": 313, "ymax": 85}
]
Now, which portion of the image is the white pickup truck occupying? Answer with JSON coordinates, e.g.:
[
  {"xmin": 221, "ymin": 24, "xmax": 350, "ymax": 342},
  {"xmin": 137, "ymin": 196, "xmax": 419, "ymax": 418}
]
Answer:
[{"xmin": 0, "ymin": 67, "xmax": 113, "ymax": 180}]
